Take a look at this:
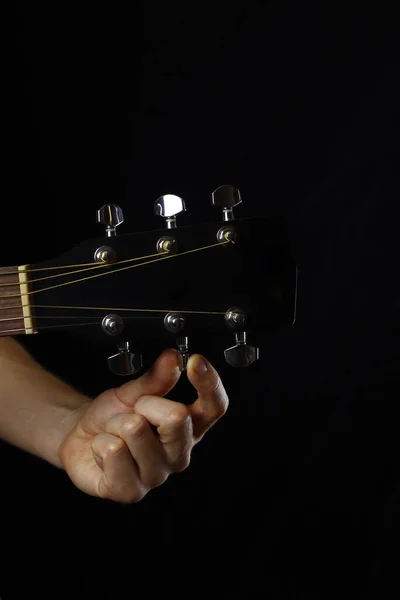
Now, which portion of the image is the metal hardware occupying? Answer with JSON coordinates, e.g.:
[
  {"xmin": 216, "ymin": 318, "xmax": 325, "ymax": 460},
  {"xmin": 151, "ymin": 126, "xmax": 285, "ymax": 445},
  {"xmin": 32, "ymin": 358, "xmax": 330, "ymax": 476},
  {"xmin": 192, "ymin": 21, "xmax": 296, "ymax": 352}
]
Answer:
[
  {"xmin": 211, "ymin": 185, "xmax": 242, "ymax": 221},
  {"xmin": 107, "ymin": 341, "xmax": 143, "ymax": 376},
  {"xmin": 164, "ymin": 312, "xmax": 186, "ymax": 334},
  {"xmin": 176, "ymin": 336, "xmax": 189, "ymax": 370},
  {"xmin": 224, "ymin": 307, "xmax": 259, "ymax": 367},
  {"xmin": 156, "ymin": 236, "xmax": 178, "ymax": 254},
  {"xmin": 224, "ymin": 307, "xmax": 247, "ymax": 329},
  {"xmin": 224, "ymin": 332, "xmax": 260, "ymax": 368},
  {"xmin": 94, "ymin": 245, "xmax": 117, "ymax": 264},
  {"xmin": 164, "ymin": 312, "xmax": 189, "ymax": 369},
  {"xmin": 217, "ymin": 225, "xmax": 237, "ymax": 244},
  {"xmin": 102, "ymin": 313, "xmax": 124, "ymax": 336},
  {"xmin": 96, "ymin": 204, "xmax": 124, "ymax": 237},
  {"xmin": 154, "ymin": 194, "xmax": 186, "ymax": 229}
]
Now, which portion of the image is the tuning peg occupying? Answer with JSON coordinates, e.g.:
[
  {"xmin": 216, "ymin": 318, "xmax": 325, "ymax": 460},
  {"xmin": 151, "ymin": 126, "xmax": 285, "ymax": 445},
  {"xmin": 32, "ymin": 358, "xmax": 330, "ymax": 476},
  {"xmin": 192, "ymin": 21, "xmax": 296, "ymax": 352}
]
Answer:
[
  {"xmin": 164, "ymin": 312, "xmax": 189, "ymax": 369},
  {"xmin": 154, "ymin": 194, "xmax": 186, "ymax": 229},
  {"xmin": 96, "ymin": 204, "xmax": 124, "ymax": 237},
  {"xmin": 223, "ymin": 306, "xmax": 259, "ymax": 367},
  {"xmin": 176, "ymin": 336, "xmax": 190, "ymax": 370},
  {"xmin": 211, "ymin": 185, "xmax": 242, "ymax": 221},
  {"xmin": 107, "ymin": 341, "xmax": 143, "ymax": 376},
  {"xmin": 224, "ymin": 331, "xmax": 259, "ymax": 367}
]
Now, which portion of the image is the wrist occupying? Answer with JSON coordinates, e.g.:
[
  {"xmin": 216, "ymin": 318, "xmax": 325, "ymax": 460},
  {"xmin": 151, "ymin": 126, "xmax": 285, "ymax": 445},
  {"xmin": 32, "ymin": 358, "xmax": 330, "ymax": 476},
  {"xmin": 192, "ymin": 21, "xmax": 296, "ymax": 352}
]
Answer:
[
  {"xmin": 0, "ymin": 338, "xmax": 91, "ymax": 468},
  {"xmin": 53, "ymin": 400, "xmax": 91, "ymax": 469}
]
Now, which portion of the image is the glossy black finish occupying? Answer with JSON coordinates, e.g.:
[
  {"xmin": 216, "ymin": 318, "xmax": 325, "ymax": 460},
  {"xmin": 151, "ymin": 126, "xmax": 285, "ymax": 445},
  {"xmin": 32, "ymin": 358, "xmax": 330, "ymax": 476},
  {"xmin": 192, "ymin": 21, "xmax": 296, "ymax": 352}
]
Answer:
[{"xmin": 31, "ymin": 216, "xmax": 297, "ymax": 360}]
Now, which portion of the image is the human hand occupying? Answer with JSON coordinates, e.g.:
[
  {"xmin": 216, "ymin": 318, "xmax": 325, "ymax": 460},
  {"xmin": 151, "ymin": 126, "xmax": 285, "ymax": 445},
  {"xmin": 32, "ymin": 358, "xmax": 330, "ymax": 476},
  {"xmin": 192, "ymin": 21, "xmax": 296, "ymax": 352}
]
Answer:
[{"xmin": 58, "ymin": 349, "xmax": 228, "ymax": 503}]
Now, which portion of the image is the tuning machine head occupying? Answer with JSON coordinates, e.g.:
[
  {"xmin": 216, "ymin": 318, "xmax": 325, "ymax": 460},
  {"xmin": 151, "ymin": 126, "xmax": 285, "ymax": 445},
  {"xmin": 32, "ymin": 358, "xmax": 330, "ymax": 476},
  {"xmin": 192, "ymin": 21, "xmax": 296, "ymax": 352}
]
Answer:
[
  {"xmin": 164, "ymin": 312, "xmax": 189, "ymax": 370},
  {"xmin": 224, "ymin": 332, "xmax": 259, "ymax": 368},
  {"xmin": 211, "ymin": 185, "xmax": 242, "ymax": 221},
  {"xmin": 107, "ymin": 341, "xmax": 143, "ymax": 376},
  {"xmin": 96, "ymin": 204, "xmax": 124, "ymax": 237},
  {"xmin": 224, "ymin": 307, "xmax": 259, "ymax": 367},
  {"xmin": 155, "ymin": 194, "xmax": 186, "ymax": 229}
]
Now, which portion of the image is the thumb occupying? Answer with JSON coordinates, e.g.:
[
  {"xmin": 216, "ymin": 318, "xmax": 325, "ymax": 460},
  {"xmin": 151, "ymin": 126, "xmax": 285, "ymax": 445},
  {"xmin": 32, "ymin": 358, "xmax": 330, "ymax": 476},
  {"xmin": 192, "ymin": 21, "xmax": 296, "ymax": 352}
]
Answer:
[
  {"xmin": 115, "ymin": 348, "xmax": 182, "ymax": 407},
  {"xmin": 186, "ymin": 354, "xmax": 229, "ymax": 440}
]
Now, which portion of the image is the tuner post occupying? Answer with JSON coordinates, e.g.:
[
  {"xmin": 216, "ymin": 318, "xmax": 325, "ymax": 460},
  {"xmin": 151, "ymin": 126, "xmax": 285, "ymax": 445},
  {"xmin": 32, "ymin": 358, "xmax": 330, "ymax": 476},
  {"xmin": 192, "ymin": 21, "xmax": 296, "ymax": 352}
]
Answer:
[
  {"xmin": 94, "ymin": 246, "xmax": 117, "ymax": 264},
  {"xmin": 224, "ymin": 307, "xmax": 259, "ymax": 367},
  {"xmin": 102, "ymin": 313, "xmax": 124, "ymax": 336},
  {"xmin": 156, "ymin": 236, "xmax": 178, "ymax": 254},
  {"xmin": 217, "ymin": 225, "xmax": 237, "ymax": 245},
  {"xmin": 224, "ymin": 306, "xmax": 247, "ymax": 329}
]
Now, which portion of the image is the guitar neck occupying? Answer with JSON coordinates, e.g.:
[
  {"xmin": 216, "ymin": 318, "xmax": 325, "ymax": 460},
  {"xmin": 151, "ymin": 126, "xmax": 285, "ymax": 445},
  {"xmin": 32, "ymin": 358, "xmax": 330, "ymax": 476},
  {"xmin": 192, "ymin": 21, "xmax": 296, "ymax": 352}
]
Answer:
[{"xmin": 0, "ymin": 265, "xmax": 36, "ymax": 336}]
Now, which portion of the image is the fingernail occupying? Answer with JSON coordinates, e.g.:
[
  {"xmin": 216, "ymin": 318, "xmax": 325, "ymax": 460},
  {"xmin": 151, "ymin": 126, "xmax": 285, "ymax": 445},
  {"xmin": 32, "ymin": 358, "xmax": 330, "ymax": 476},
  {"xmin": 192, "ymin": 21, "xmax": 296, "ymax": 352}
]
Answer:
[
  {"xmin": 92, "ymin": 448, "xmax": 103, "ymax": 466},
  {"xmin": 170, "ymin": 348, "xmax": 183, "ymax": 371},
  {"xmin": 192, "ymin": 355, "xmax": 208, "ymax": 375}
]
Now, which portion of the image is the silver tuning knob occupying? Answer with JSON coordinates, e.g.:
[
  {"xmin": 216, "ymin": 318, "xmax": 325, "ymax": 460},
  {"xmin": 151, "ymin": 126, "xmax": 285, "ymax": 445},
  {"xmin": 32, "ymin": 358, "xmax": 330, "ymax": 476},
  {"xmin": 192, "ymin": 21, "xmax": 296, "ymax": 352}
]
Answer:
[
  {"xmin": 224, "ymin": 307, "xmax": 259, "ymax": 367},
  {"xmin": 96, "ymin": 204, "xmax": 124, "ymax": 237},
  {"xmin": 211, "ymin": 185, "xmax": 242, "ymax": 221},
  {"xmin": 224, "ymin": 332, "xmax": 259, "ymax": 368},
  {"xmin": 107, "ymin": 341, "xmax": 143, "ymax": 376},
  {"xmin": 154, "ymin": 194, "xmax": 186, "ymax": 229}
]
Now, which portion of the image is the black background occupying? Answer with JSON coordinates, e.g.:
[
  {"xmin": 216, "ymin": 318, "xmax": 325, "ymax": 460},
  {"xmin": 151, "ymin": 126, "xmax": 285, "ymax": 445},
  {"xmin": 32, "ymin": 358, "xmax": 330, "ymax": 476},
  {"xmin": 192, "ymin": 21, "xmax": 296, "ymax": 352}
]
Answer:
[{"xmin": 1, "ymin": 3, "xmax": 399, "ymax": 598}]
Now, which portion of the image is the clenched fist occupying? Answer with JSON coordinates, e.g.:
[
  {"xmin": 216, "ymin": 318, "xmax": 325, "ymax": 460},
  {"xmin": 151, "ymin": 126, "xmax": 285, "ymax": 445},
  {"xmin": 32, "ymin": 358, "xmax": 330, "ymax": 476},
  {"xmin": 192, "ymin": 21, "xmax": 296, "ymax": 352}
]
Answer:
[{"xmin": 58, "ymin": 349, "xmax": 229, "ymax": 503}]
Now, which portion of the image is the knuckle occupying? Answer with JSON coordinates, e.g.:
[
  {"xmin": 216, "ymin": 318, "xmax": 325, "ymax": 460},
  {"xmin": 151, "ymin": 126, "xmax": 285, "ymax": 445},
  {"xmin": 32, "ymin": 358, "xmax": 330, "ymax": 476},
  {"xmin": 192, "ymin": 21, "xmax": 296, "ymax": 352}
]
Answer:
[
  {"xmin": 97, "ymin": 480, "xmax": 146, "ymax": 504},
  {"xmin": 166, "ymin": 404, "xmax": 190, "ymax": 429},
  {"xmin": 146, "ymin": 470, "xmax": 168, "ymax": 489},
  {"xmin": 123, "ymin": 415, "xmax": 148, "ymax": 439},
  {"xmin": 214, "ymin": 402, "xmax": 228, "ymax": 420},
  {"xmin": 121, "ymin": 487, "xmax": 146, "ymax": 504},
  {"xmin": 104, "ymin": 438, "xmax": 125, "ymax": 457},
  {"xmin": 212, "ymin": 381, "xmax": 229, "ymax": 420},
  {"xmin": 173, "ymin": 453, "xmax": 191, "ymax": 473}
]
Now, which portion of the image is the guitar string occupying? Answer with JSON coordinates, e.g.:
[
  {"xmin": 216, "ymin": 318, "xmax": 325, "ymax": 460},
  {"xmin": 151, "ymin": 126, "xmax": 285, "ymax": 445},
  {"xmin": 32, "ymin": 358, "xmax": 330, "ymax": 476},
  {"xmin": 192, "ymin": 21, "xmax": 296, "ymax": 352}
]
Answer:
[
  {"xmin": 0, "ymin": 231, "xmax": 235, "ymax": 277},
  {"xmin": 0, "ymin": 250, "xmax": 169, "ymax": 287},
  {"xmin": 0, "ymin": 260, "xmax": 102, "ymax": 275},
  {"xmin": 0, "ymin": 315, "xmax": 163, "ymax": 323},
  {"xmin": 32, "ymin": 305, "xmax": 225, "ymax": 315},
  {"xmin": 0, "ymin": 322, "xmax": 102, "ymax": 334},
  {"xmin": 0, "ymin": 314, "xmax": 166, "ymax": 334},
  {"xmin": 0, "ymin": 239, "xmax": 230, "ymax": 300},
  {"xmin": 31, "ymin": 322, "xmax": 102, "ymax": 331},
  {"xmin": 0, "ymin": 304, "xmax": 225, "ymax": 316},
  {"xmin": 0, "ymin": 239, "xmax": 230, "ymax": 326}
]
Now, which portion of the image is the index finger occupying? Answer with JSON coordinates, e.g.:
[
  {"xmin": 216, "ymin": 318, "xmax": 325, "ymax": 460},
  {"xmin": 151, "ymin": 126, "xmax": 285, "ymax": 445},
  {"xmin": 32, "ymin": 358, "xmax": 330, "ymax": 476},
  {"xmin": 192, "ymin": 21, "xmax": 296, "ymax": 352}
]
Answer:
[{"xmin": 186, "ymin": 354, "xmax": 229, "ymax": 441}]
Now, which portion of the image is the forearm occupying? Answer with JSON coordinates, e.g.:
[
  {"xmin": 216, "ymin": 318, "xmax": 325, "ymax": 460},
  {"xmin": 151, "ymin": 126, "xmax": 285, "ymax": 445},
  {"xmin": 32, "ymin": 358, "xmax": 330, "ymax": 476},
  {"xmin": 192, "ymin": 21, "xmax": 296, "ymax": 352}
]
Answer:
[{"xmin": 0, "ymin": 337, "xmax": 89, "ymax": 468}]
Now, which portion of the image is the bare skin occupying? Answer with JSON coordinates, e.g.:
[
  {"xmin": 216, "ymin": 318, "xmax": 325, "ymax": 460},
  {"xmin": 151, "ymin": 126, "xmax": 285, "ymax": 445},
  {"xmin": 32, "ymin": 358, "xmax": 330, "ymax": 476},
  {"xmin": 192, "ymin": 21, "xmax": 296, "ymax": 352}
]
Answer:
[{"xmin": 0, "ymin": 338, "xmax": 228, "ymax": 503}]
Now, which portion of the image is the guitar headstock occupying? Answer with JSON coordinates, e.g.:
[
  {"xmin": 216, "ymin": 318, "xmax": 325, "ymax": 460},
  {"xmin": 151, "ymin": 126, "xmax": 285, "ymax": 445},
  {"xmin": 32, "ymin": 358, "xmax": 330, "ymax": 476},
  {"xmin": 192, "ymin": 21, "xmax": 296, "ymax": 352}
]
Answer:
[{"xmin": 26, "ymin": 186, "xmax": 297, "ymax": 376}]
